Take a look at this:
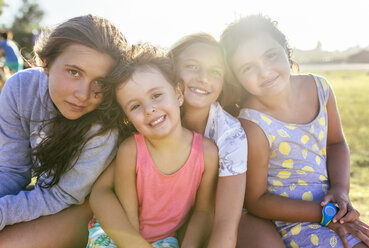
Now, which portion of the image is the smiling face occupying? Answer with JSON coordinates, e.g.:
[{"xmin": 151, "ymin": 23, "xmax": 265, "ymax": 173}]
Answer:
[
  {"xmin": 116, "ymin": 67, "xmax": 184, "ymax": 139},
  {"xmin": 176, "ymin": 43, "xmax": 224, "ymax": 111},
  {"xmin": 230, "ymin": 33, "xmax": 291, "ymax": 97},
  {"xmin": 46, "ymin": 43, "xmax": 114, "ymax": 120}
]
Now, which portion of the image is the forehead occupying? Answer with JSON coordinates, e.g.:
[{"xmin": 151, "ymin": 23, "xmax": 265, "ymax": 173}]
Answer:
[
  {"xmin": 58, "ymin": 44, "xmax": 106, "ymax": 61},
  {"xmin": 52, "ymin": 43, "xmax": 113, "ymax": 76},
  {"xmin": 237, "ymin": 33, "xmax": 284, "ymax": 57},
  {"xmin": 117, "ymin": 67, "xmax": 173, "ymax": 99},
  {"xmin": 231, "ymin": 33, "xmax": 285, "ymax": 63},
  {"xmin": 178, "ymin": 43, "xmax": 224, "ymax": 65}
]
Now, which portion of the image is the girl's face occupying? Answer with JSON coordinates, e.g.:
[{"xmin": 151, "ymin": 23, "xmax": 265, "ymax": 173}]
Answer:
[
  {"xmin": 46, "ymin": 44, "xmax": 114, "ymax": 120},
  {"xmin": 231, "ymin": 33, "xmax": 291, "ymax": 97},
  {"xmin": 177, "ymin": 43, "xmax": 224, "ymax": 111},
  {"xmin": 116, "ymin": 67, "xmax": 184, "ymax": 139}
]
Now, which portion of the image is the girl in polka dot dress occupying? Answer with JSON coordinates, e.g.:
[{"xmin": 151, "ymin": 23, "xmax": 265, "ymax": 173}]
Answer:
[{"xmin": 220, "ymin": 15, "xmax": 369, "ymax": 248}]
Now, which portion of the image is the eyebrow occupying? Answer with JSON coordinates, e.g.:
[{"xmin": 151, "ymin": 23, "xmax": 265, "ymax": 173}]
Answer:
[
  {"xmin": 123, "ymin": 86, "xmax": 166, "ymax": 109},
  {"xmin": 182, "ymin": 58, "xmax": 224, "ymax": 70},
  {"xmin": 65, "ymin": 64, "xmax": 86, "ymax": 73},
  {"xmin": 237, "ymin": 47, "xmax": 280, "ymax": 72},
  {"xmin": 264, "ymin": 47, "xmax": 279, "ymax": 54}
]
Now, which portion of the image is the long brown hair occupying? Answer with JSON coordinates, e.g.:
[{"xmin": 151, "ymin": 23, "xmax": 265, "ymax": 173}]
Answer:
[
  {"xmin": 31, "ymin": 15, "xmax": 129, "ymax": 187},
  {"xmin": 167, "ymin": 33, "xmax": 241, "ymax": 116}
]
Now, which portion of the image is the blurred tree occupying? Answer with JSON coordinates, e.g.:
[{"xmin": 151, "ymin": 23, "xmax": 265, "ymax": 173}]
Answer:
[
  {"xmin": 10, "ymin": 0, "xmax": 44, "ymax": 63},
  {"xmin": 0, "ymin": 0, "xmax": 7, "ymax": 15}
]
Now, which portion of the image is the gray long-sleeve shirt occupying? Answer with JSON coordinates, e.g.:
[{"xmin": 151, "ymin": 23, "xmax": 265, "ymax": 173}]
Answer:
[{"xmin": 0, "ymin": 68, "xmax": 118, "ymax": 230}]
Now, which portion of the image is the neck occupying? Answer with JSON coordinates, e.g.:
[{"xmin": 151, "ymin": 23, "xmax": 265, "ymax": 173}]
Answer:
[
  {"xmin": 247, "ymin": 78, "xmax": 296, "ymax": 113},
  {"xmin": 182, "ymin": 104, "xmax": 211, "ymax": 134},
  {"xmin": 145, "ymin": 125, "xmax": 191, "ymax": 152}
]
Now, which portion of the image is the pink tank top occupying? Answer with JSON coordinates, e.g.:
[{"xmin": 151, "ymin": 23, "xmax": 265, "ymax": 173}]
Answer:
[{"xmin": 134, "ymin": 132, "xmax": 204, "ymax": 242}]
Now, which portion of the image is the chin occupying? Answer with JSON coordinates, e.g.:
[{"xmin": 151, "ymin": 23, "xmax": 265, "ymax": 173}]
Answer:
[
  {"xmin": 186, "ymin": 98, "xmax": 211, "ymax": 109},
  {"xmin": 62, "ymin": 112, "xmax": 85, "ymax": 120}
]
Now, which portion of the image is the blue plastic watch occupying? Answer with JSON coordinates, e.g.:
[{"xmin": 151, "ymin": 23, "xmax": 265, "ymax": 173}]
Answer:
[{"xmin": 320, "ymin": 202, "xmax": 338, "ymax": 226}]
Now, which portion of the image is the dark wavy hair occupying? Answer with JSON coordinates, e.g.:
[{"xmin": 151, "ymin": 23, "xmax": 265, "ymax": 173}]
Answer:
[
  {"xmin": 31, "ymin": 15, "xmax": 129, "ymax": 188},
  {"xmin": 220, "ymin": 14, "xmax": 299, "ymax": 104},
  {"xmin": 106, "ymin": 43, "xmax": 176, "ymax": 140},
  {"xmin": 167, "ymin": 33, "xmax": 241, "ymax": 116}
]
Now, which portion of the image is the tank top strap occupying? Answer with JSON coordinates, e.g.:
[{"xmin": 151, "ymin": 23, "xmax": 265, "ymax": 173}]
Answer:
[
  {"xmin": 191, "ymin": 132, "xmax": 203, "ymax": 153},
  {"xmin": 311, "ymin": 74, "xmax": 330, "ymax": 107},
  {"xmin": 188, "ymin": 132, "xmax": 205, "ymax": 177},
  {"xmin": 238, "ymin": 108, "xmax": 273, "ymax": 146}
]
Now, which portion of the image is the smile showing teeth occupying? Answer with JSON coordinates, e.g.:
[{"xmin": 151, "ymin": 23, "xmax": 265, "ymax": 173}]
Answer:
[
  {"xmin": 190, "ymin": 87, "xmax": 209, "ymax": 95},
  {"xmin": 149, "ymin": 115, "xmax": 165, "ymax": 127}
]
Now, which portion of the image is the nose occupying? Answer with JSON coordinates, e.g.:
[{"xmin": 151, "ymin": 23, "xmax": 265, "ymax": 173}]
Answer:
[
  {"xmin": 144, "ymin": 102, "xmax": 156, "ymax": 115},
  {"xmin": 198, "ymin": 69, "xmax": 209, "ymax": 85},
  {"xmin": 74, "ymin": 80, "xmax": 90, "ymax": 101},
  {"xmin": 258, "ymin": 62, "xmax": 270, "ymax": 78}
]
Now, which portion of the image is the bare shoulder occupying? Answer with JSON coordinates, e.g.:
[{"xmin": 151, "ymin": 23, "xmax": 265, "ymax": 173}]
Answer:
[
  {"xmin": 239, "ymin": 118, "xmax": 269, "ymax": 149},
  {"xmin": 202, "ymin": 136, "xmax": 219, "ymax": 171},
  {"xmin": 116, "ymin": 135, "xmax": 137, "ymax": 170},
  {"xmin": 292, "ymin": 74, "xmax": 316, "ymax": 89},
  {"xmin": 292, "ymin": 73, "xmax": 315, "ymax": 82},
  {"xmin": 202, "ymin": 136, "xmax": 218, "ymax": 156},
  {"xmin": 291, "ymin": 74, "xmax": 319, "ymax": 101},
  {"xmin": 117, "ymin": 135, "xmax": 137, "ymax": 156}
]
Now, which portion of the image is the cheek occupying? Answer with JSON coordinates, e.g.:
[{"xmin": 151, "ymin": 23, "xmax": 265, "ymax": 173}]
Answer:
[
  {"xmin": 235, "ymin": 73, "xmax": 251, "ymax": 87},
  {"xmin": 275, "ymin": 55, "xmax": 291, "ymax": 71},
  {"xmin": 214, "ymin": 78, "xmax": 224, "ymax": 89},
  {"xmin": 179, "ymin": 71, "xmax": 194, "ymax": 85},
  {"xmin": 128, "ymin": 113, "xmax": 145, "ymax": 130},
  {"xmin": 238, "ymin": 75, "xmax": 257, "ymax": 93},
  {"xmin": 48, "ymin": 77, "xmax": 64, "ymax": 101}
]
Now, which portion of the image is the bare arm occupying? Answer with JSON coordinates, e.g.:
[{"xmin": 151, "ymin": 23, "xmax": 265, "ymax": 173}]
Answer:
[
  {"xmin": 322, "ymin": 87, "xmax": 359, "ymax": 223},
  {"xmin": 207, "ymin": 173, "xmax": 246, "ymax": 248},
  {"xmin": 114, "ymin": 137, "xmax": 152, "ymax": 247},
  {"xmin": 181, "ymin": 138, "xmax": 219, "ymax": 248},
  {"xmin": 90, "ymin": 137, "xmax": 151, "ymax": 247},
  {"xmin": 241, "ymin": 119, "xmax": 323, "ymax": 223}
]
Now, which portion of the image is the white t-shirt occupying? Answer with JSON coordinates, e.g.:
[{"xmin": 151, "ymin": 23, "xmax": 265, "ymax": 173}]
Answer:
[{"xmin": 204, "ymin": 102, "xmax": 247, "ymax": 177}]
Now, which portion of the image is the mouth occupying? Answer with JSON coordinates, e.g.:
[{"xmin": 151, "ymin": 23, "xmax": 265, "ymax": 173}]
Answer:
[
  {"xmin": 149, "ymin": 115, "xmax": 166, "ymax": 127},
  {"xmin": 260, "ymin": 75, "xmax": 279, "ymax": 87},
  {"xmin": 67, "ymin": 102, "xmax": 86, "ymax": 111},
  {"xmin": 189, "ymin": 87, "xmax": 210, "ymax": 95}
]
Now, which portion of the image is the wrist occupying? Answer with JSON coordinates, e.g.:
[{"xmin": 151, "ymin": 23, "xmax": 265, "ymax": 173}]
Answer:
[
  {"xmin": 328, "ymin": 184, "xmax": 349, "ymax": 194},
  {"xmin": 320, "ymin": 202, "xmax": 338, "ymax": 226}
]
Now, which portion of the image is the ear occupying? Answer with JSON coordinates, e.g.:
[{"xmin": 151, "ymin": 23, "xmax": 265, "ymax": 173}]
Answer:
[{"xmin": 175, "ymin": 85, "xmax": 184, "ymax": 107}]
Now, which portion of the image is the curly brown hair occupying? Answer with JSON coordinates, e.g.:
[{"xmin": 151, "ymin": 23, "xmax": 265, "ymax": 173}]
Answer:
[
  {"xmin": 220, "ymin": 14, "xmax": 299, "ymax": 104},
  {"xmin": 31, "ymin": 15, "xmax": 129, "ymax": 188}
]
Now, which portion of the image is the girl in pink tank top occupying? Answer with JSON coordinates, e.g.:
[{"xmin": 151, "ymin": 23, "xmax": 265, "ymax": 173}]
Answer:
[{"xmin": 87, "ymin": 44, "xmax": 218, "ymax": 248}]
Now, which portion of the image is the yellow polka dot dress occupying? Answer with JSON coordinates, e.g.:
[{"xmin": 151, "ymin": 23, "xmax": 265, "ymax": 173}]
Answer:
[{"xmin": 239, "ymin": 75, "xmax": 360, "ymax": 248}]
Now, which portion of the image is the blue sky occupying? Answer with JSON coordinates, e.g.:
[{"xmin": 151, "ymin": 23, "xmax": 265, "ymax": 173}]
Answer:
[{"xmin": 1, "ymin": 0, "xmax": 369, "ymax": 51}]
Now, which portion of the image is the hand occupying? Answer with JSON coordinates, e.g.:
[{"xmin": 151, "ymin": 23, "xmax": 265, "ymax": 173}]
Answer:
[
  {"xmin": 321, "ymin": 186, "xmax": 360, "ymax": 223},
  {"xmin": 328, "ymin": 219, "xmax": 369, "ymax": 248}
]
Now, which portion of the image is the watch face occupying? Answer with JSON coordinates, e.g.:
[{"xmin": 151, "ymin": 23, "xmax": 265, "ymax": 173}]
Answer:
[
  {"xmin": 321, "ymin": 202, "xmax": 338, "ymax": 226},
  {"xmin": 325, "ymin": 205, "xmax": 337, "ymax": 217}
]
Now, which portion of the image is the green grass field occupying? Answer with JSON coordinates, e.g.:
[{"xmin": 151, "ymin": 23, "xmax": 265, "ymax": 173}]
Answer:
[{"xmin": 300, "ymin": 69, "xmax": 369, "ymax": 224}]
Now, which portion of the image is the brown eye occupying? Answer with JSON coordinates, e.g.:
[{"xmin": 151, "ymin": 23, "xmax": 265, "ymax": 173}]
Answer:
[
  {"xmin": 152, "ymin": 93, "xmax": 162, "ymax": 99},
  {"xmin": 186, "ymin": 64, "xmax": 199, "ymax": 70},
  {"xmin": 68, "ymin": 69, "xmax": 80, "ymax": 78}
]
